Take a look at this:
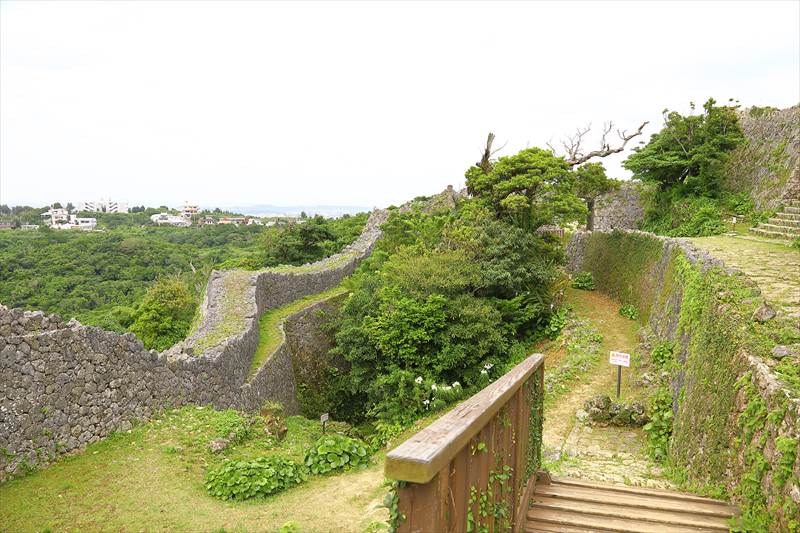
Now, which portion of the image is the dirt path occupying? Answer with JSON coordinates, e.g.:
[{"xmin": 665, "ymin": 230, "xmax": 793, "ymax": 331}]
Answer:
[
  {"xmin": 542, "ymin": 289, "xmax": 674, "ymax": 489},
  {"xmin": 689, "ymin": 234, "xmax": 800, "ymax": 319}
]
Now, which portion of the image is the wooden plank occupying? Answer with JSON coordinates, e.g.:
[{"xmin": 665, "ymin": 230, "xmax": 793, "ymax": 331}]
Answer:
[
  {"xmin": 447, "ymin": 447, "xmax": 468, "ymax": 533},
  {"xmin": 536, "ymin": 483, "xmax": 734, "ymax": 517},
  {"xmin": 524, "ymin": 519, "xmax": 717, "ymax": 533},
  {"xmin": 395, "ymin": 482, "xmax": 415, "ymax": 533},
  {"xmin": 386, "ymin": 353, "xmax": 545, "ymax": 483},
  {"xmin": 526, "ymin": 508, "xmax": 719, "ymax": 533},
  {"xmin": 531, "ymin": 496, "xmax": 730, "ymax": 530},
  {"xmin": 512, "ymin": 382, "xmax": 532, "ymax": 533},
  {"xmin": 402, "ymin": 468, "xmax": 449, "ymax": 532},
  {"xmin": 487, "ymin": 418, "xmax": 500, "ymax": 533},
  {"xmin": 551, "ymin": 477, "xmax": 734, "ymax": 506},
  {"xmin": 525, "ymin": 520, "xmax": 622, "ymax": 533},
  {"xmin": 495, "ymin": 404, "xmax": 513, "ymax": 533}
]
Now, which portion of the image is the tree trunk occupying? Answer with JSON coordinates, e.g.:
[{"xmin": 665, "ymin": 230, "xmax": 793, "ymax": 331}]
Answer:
[{"xmin": 586, "ymin": 198, "xmax": 595, "ymax": 231}]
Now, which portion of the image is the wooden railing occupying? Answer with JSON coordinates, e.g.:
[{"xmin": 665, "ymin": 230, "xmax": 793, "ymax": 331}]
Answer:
[{"xmin": 384, "ymin": 354, "xmax": 545, "ymax": 533}]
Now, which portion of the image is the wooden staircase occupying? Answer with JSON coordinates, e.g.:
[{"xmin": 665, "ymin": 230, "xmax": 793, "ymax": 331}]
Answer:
[
  {"xmin": 525, "ymin": 476, "xmax": 736, "ymax": 533},
  {"xmin": 751, "ymin": 199, "xmax": 800, "ymax": 239}
]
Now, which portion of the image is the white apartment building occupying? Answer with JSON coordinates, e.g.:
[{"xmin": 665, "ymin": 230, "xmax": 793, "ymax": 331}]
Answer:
[
  {"xmin": 181, "ymin": 202, "xmax": 199, "ymax": 218},
  {"xmin": 78, "ymin": 199, "xmax": 129, "ymax": 213},
  {"xmin": 41, "ymin": 207, "xmax": 70, "ymax": 226},
  {"xmin": 53, "ymin": 216, "xmax": 97, "ymax": 231},
  {"xmin": 150, "ymin": 213, "xmax": 192, "ymax": 227},
  {"xmin": 41, "ymin": 208, "xmax": 97, "ymax": 230}
]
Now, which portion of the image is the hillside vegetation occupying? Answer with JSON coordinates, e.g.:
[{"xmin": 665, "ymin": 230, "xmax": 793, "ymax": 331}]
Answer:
[{"xmin": 0, "ymin": 213, "xmax": 367, "ymax": 347}]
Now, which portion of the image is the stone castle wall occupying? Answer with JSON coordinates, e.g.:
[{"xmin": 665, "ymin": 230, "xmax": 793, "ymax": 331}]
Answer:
[
  {"xmin": 725, "ymin": 105, "xmax": 800, "ymax": 209},
  {"xmin": 591, "ymin": 181, "xmax": 650, "ymax": 231},
  {"xmin": 0, "ymin": 209, "xmax": 388, "ymax": 480}
]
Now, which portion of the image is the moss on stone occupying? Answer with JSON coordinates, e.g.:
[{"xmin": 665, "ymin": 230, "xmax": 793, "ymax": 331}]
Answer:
[{"xmin": 192, "ymin": 271, "xmax": 253, "ymax": 352}]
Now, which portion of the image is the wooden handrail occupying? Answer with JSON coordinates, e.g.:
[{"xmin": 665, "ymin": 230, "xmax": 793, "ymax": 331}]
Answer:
[{"xmin": 385, "ymin": 353, "xmax": 545, "ymax": 483}]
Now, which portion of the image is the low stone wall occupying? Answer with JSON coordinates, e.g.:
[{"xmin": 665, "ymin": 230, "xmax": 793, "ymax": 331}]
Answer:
[
  {"xmin": 0, "ymin": 210, "xmax": 387, "ymax": 480},
  {"xmin": 567, "ymin": 230, "xmax": 799, "ymax": 531}
]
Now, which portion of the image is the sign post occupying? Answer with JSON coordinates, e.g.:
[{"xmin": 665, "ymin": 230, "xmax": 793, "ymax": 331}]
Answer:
[
  {"xmin": 609, "ymin": 351, "xmax": 631, "ymax": 399},
  {"xmin": 320, "ymin": 412, "xmax": 329, "ymax": 434}
]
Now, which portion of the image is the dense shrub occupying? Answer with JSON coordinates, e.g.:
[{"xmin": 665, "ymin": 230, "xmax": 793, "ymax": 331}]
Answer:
[
  {"xmin": 204, "ymin": 456, "xmax": 307, "ymax": 501},
  {"xmin": 330, "ymin": 207, "xmax": 565, "ymax": 427},
  {"xmin": 303, "ymin": 434, "xmax": 371, "ymax": 475},
  {"xmin": 640, "ymin": 193, "xmax": 727, "ymax": 237},
  {"xmin": 571, "ymin": 272, "xmax": 595, "ymax": 290}
]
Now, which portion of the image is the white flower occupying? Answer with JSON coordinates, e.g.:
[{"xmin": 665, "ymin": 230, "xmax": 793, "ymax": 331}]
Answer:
[
  {"xmin": 481, "ymin": 369, "xmax": 488, "ymax": 375},
  {"xmin": 431, "ymin": 383, "xmax": 438, "ymax": 391},
  {"xmin": 484, "ymin": 363, "xmax": 494, "ymax": 370},
  {"xmin": 415, "ymin": 376, "xmax": 423, "ymax": 384},
  {"xmin": 443, "ymin": 385, "xmax": 452, "ymax": 391},
  {"xmin": 452, "ymin": 381, "xmax": 460, "ymax": 388},
  {"xmin": 423, "ymin": 399, "xmax": 430, "ymax": 406}
]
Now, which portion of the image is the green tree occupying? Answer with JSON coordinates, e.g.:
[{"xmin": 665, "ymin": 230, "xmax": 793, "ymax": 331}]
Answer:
[
  {"xmin": 574, "ymin": 162, "xmax": 620, "ymax": 229},
  {"xmin": 465, "ymin": 147, "xmax": 586, "ymax": 229},
  {"xmin": 623, "ymin": 98, "xmax": 743, "ymax": 197},
  {"xmin": 265, "ymin": 216, "xmax": 336, "ymax": 265},
  {"xmin": 128, "ymin": 277, "xmax": 196, "ymax": 351}
]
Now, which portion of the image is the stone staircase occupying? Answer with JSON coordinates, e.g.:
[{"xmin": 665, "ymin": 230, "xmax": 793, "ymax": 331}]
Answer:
[{"xmin": 751, "ymin": 199, "xmax": 800, "ymax": 239}]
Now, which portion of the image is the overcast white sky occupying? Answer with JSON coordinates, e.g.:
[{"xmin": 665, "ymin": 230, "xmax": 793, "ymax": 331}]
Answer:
[{"xmin": 1, "ymin": 1, "xmax": 798, "ymax": 209}]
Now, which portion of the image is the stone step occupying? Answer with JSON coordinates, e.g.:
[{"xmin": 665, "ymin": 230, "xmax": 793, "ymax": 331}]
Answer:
[
  {"xmin": 757, "ymin": 223, "xmax": 800, "ymax": 235},
  {"xmin": 787, "ymin": 199, "xmax": 800, "ymax": 207},
  {"xmin": 785, "ymin": 206, "xmax": 800, "ymax": 214},
  {"xmin": 769, "ymin": 217, "xmax": 800, "ymax": 228},
  {"xmin": 775, "ymin": 212, "xmax": 800, "ymax": 221},
  {"xmin": 750, "ymin": 227, "xmax": 799, "ymax": 240}
]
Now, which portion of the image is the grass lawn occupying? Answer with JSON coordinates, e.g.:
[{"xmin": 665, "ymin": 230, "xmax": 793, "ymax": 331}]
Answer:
[
  {"xmin": 0, "ymin": 406, "xmax": 389, "ymax": 533},
  {"xmin": 250, "ymin": 286, "xmax": 348, "ymax": 376}
]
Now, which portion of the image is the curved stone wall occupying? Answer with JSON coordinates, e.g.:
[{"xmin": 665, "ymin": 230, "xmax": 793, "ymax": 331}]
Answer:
[{"xmin": 0, "ymin": 209, "xmax": 387, "ymax": 480}]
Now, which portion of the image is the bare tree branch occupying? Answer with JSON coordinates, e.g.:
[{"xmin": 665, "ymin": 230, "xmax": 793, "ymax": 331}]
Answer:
[
  {"xmin": 555, "ymin": 121, "xmax": 649, "ymax": 167},
  {"xmin": 476, "ymin": 132, "xmax": 506, "ymax": 172}
]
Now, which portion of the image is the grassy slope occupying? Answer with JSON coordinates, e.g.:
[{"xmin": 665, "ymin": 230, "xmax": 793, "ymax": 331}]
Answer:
[
  {"xmin": 0, "ymin": 406, "xmax": 455, "ymax": 533},
  {"xmin": 0, "ymin": 407, "xmax": 388, "ymax": 533},
  {"xmin": 249, "ymin": 286, "xmax": 348, "ymax": 376}
]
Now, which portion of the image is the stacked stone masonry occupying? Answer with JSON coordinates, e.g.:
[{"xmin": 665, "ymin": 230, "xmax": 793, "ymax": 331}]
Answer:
[
  {"xmin": 0, "ymin": 209, "xmax": 388, "ymax": 480},
  {"xmin": 591, "ymin": 182, "xmax": 649, "ymax": 231}
]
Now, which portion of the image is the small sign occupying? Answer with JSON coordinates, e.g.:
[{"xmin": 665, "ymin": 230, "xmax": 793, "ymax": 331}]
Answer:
[
  {"xmin": 609, "ymin": 351, "xmax": 631, "ymax": 367},
  {"xmin": 320, "ymin": 413, "xmax": 329, "ymax": 423}
]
